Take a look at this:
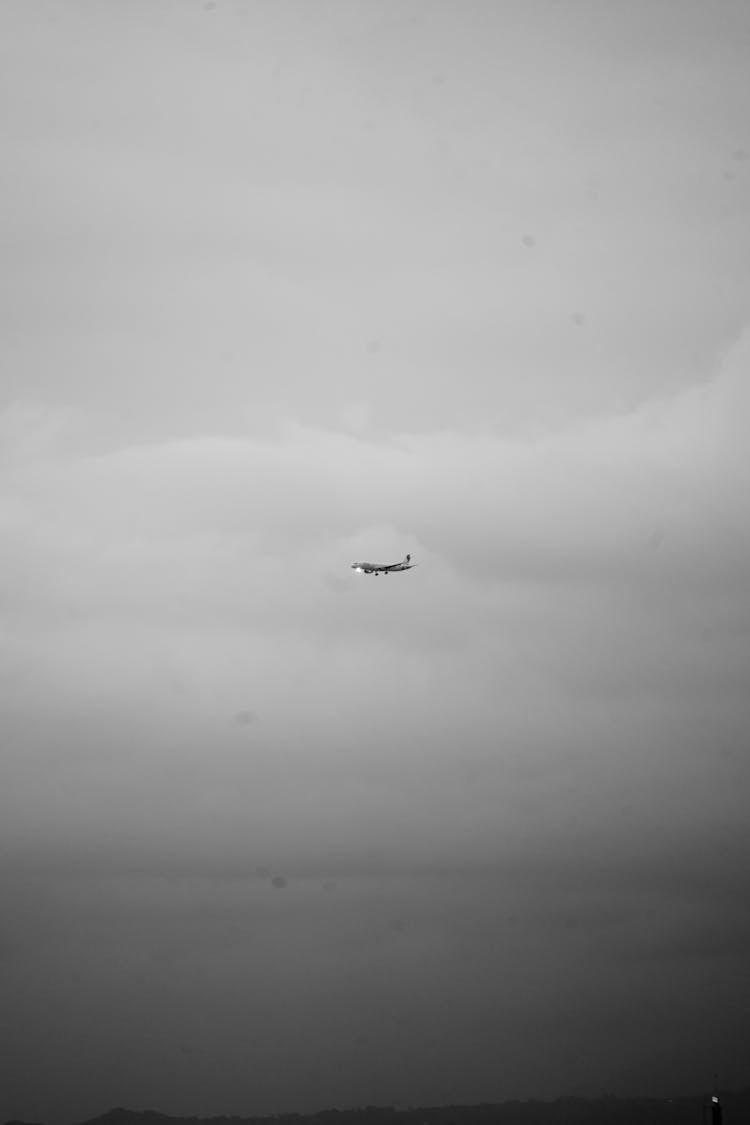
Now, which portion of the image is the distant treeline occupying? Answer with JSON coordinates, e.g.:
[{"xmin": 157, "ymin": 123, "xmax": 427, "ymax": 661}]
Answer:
[{"xmin": 7, "ymin": 1091, "xmax": 750, "ymax": 1125}]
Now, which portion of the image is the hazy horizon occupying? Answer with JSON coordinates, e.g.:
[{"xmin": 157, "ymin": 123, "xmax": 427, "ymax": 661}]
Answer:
[
  {"xmin": 2, "ymin": 1, "xmax": 750, "ymax": 1122},
  {"xmin": 15, "ymin": 1089, "xmax": 750, "ymax": 1125}
]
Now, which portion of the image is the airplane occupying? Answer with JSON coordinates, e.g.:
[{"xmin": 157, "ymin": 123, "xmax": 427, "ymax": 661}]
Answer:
[{"xmin": 351, "ymin": 553, "xmax": 416, "ymax": 576}]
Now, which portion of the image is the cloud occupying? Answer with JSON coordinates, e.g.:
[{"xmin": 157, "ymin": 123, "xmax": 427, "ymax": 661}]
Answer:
[
  {"xmin": 0, "ymin": 336, "xmax": 747, "ymax": 1013},
  {"xmin": 2, "ymin": 326, "xmax": 749, "ymax": 710},
  {"xmin": 6, "ymin": 322, "xmax": 750, "ymax": 572},
  {"xmin": 3, "ymin": 4, "xmax": 750, "ymax": 1118},
  {"xmin": 1, "ymin": 327, "xmax": 749, "ymax": 900}
]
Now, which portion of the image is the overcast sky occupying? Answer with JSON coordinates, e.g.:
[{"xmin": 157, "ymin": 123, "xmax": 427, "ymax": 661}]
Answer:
[{"xmin": 2, "ymin": 1, "xmax": 750, "ymax": 1121}]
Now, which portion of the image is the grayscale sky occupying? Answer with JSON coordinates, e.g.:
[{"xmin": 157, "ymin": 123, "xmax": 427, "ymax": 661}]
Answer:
[{"xmin": 2, "ymin": 1, "xmax": 750, "ymax": 1121}]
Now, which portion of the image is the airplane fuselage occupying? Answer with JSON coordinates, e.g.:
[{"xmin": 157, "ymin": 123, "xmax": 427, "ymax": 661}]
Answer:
[{"xmin": 351, "ymin": 554, "xmax": 414, "ymax": 575}]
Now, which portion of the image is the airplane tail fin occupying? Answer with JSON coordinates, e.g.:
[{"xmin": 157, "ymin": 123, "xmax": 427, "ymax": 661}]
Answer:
[{"xmin": 404, "ymin": 553, "xmax": 411, "ymax": 563}]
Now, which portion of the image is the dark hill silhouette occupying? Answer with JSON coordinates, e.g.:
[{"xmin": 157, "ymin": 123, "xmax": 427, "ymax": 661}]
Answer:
[{"xmin": 10, "ymin": 1087, "xmax": 744, "ymax": 1125}]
